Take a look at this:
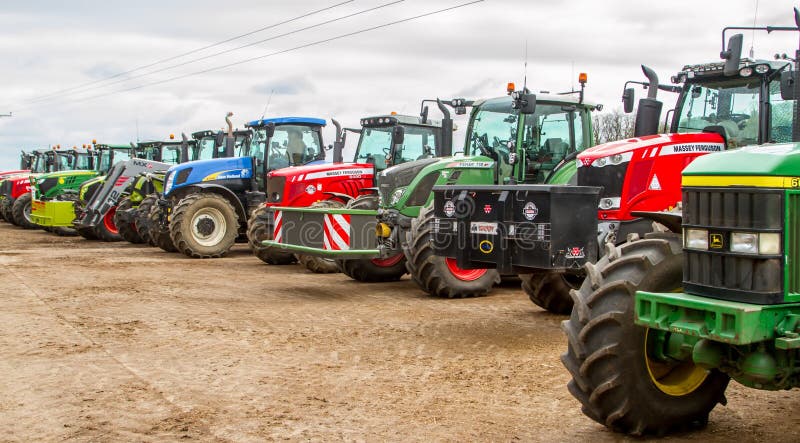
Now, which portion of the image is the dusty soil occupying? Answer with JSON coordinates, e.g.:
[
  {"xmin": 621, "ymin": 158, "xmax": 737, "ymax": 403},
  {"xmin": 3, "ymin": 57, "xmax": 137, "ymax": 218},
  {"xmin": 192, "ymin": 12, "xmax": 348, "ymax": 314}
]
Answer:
[{"xmin": 0, "ymin": 222, "xmax": 797, "ymax": 442}]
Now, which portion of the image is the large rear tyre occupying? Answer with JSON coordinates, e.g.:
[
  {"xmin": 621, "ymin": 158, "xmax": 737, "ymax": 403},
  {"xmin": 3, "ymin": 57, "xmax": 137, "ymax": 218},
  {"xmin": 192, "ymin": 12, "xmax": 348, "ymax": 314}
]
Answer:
[
  {"xmin": 405, "ymin": 203, "xmax": 500, "ymax": 298},
  {"xmin": 170, "ymin": 193, "xmax": 239, "ymax": 259},
  {"xmin": 335, "ymin": 194, "xmax": 407, "ymax": 282},
  {"xmin": 247, "ymin": 204, "xmax": 296, "ymax": 265},
  {"xmin": 1, "ymin": 197, "xmax": 16, "ymax": 224},
  {"xmin": 521, "ymin": 270, "xmax": 583, "ymax": 314},
  {"xmin": 298, "ymin": 200, "xmax": 343, "ymax": 274},
  {"xmin": 114, "ymin": 197, "xmax": 144, "ymax": 244},
  {"xmin": 12, "ymin": 193, "xmax": 38, "ymax": 229},
  {"xmin": 562, "ymin": 233, "xmax": 729, "ymax": 436},
  {"xmin": 147, "ymin": 202, "xmax": 176, "ymax": 252},
  {"xmin": 136, "ymin": 194, "xmax": 158, "ymax": 245}
]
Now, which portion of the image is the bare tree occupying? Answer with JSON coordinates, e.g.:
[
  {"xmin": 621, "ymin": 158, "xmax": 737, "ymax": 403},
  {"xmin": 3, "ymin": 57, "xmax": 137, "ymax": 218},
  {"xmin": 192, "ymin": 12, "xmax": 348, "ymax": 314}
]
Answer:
[{"xmin": 592, "ymin": 108, "xmax": 636, "ymax": 145}]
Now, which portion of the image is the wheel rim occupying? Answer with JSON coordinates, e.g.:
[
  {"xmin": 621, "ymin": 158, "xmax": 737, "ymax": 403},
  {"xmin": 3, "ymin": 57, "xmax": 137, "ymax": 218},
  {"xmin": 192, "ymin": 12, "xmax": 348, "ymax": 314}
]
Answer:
[
  {"xmin": 371, "ymin": 253, "xmax": 404, "ymax": 267},
  {"xmin": 445, "ymin": 257, "xmax": 487, "ymax": 281},
  {"xmin": 191, "ymin": 207, "xmax": 227, "ymax": 247},
  {"xmin": 103, "ymin": 206, "xmax": 118, "ymax": 234},
  {"xmin": 23, "ymin": 202, "xmax": 32, "ymax": 223},
  {"xmin": 644, "ymin": 328, "xmax": 709, "ymax": 396}
]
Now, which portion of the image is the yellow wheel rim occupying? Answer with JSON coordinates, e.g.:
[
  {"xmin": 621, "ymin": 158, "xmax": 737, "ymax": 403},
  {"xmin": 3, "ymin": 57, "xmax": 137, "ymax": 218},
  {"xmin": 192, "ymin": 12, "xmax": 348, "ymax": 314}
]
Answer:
[{"xmin": 644, "ymin": 328, "xmax": 709, "ymax": 396}]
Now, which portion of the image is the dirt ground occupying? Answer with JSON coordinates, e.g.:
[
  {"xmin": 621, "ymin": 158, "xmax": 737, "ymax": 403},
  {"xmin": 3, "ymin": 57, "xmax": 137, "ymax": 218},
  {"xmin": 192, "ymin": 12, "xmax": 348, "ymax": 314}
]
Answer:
[{"xmin": 0, "ymin": 222, "xmax": 798, "ymax": 442}]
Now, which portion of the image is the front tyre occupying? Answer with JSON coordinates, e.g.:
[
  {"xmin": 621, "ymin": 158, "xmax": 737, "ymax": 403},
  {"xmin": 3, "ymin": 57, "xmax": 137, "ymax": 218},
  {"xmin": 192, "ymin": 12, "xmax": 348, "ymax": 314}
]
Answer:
[
  {"xmin": 136, "ymin": 194, "xmax": 158, "ymax": 245},
  {"xmin": 298, "ymin": 199, "xmax": 344, "ymax": 274},
  {"xmin": 405, "ymin": 203, "xmax": 500, "ymax": 298},
  {"xmin": 11, "ymin": 193, "xmax": 37, "ymax": 229},
  {"xmin": 94, "ymin": 205, "xmax": 123, "ymax": 242},
  {"xmin": 170, "ymin": 193, "xmax": 239, "ymax": 259},
  {"xmin": 335, "ymin": 194, "xmax": 407, "ymax": 282},
  {"xmin": 115, "ymin": 197, "xmax": 144, "ymax": 244},
  {"xmin": 247, "ymin": 204, "xmax": 297, "ymax": 265},
  {"xmin": 521, "ymin": 270, "xmax": 583, "ymax": 314},
  {"xmin": 562, "ymin": 233, "xmax": 729, "ymax": 436}
]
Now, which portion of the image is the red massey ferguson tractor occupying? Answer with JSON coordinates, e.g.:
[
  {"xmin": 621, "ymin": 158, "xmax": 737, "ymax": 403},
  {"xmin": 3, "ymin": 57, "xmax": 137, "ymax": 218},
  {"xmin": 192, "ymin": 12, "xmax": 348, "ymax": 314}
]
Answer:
[
  {"xmin": 435, "ymin": 51, "xmax": 775, "ymax": 313},
  {"xmin": 248, "ymin": 110, "xmax": 450, "ymax": 273}
]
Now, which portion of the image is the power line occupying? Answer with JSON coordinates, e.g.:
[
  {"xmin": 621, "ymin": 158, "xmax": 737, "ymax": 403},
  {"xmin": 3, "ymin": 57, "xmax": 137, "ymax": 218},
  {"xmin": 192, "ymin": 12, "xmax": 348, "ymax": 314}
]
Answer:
[
  {"xmin": 26, "ymin": 0, "xmax": 404, "ymax": 107},
  {"xmin": 22, "ymin": 0, "xmax": 354, "ymax": 105},
  {"xmin": 17, "ymin": 0, "xmax": 484, "ymax": 112}
]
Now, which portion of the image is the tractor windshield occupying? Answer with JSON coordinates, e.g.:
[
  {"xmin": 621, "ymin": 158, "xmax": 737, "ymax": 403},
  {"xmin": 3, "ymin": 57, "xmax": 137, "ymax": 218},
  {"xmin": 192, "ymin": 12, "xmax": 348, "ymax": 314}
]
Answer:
[
  {"xmin": 31, "ymin": 154, "xmax": 47, "ymax": 173},
  {"xmin": 98, "ymin": 148, "xmax": 132, "ymax": 172},
  {"xmin": 257, "ymin": 124, "xmax": 322, "ymax": 169},
  {"xmin": 194, "ymin": 137, "xmax": 217, "ymax": 160},
  {"xmin": 55, "ymin": 153, "xmax": 73, "ymax": 171},
  {"xmin": 521, "ymin": 102, "xmax": 589, "ymax": 182},
  {"xmin": 355, "ymin": 125, "xmax": 437, "ymax": 171},
  {"xmin": 161, "ymin": 145, "xmax": 182, "ymax": 164},
  {"xmin": 74, "ymin": 153, "xmax": 93, "ymax": 170},
  {"xmin": 675, "ymin": 77, "xmax": 767, "ymax": 147}
]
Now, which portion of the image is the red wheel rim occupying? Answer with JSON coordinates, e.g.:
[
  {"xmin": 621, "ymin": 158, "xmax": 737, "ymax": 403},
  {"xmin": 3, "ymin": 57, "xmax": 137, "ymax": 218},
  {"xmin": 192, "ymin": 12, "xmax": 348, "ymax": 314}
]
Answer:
[
  {"xmin": 371, "ymin": 253, "xmax": 404, "ymax": 267},
  {"xmin": 445, "ymin": 257, "xmax": 487, "ymax": 281},
  {"xmin": 103, "ymin": 206, "xmax": 118, "ymax": 234}
]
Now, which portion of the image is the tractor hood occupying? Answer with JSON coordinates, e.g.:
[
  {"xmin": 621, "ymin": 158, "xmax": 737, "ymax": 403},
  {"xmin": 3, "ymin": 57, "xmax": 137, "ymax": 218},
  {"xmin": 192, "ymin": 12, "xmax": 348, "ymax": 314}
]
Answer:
[
  {"xmin": 683, "ymin": 142, "xmax": 800, "ymax": 178},
  {"xmin": 35, "ymin": 170, "xmax": 98, "ymax": 181},
  {"xmin": 268, "ymin": 161, "xmax": 375, "ymax": 180},
  {"xmin": 0, "ymin": 169, "xmax": 29, "ymax": 179},
  {"xmin": 577, "ymin": 132, "xmax": 725, "ymax": 168},
  {"xmin": 164, "ymin": 156, "xmax": 253, "ymax": 196}
]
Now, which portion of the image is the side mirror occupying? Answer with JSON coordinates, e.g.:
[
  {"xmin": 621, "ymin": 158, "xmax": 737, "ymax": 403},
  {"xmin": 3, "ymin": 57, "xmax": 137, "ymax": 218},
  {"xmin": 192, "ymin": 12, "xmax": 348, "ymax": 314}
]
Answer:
[
  {"xmin": 392, "ymin": 125, "xmax": 405, "ymax": 145},
  {"xmin": 721, "ymin": 33, "xmax": 743, "ymax": 77},
  {"xmin": 512, "ymin": 92, "xmax": 536, "ymax": 114},
  {"xmin": 420, "ymin": 105, "xmax": 429, "ymax": 124},
  {"xmin": 214, "ymin": 132, "xmax": 225, "ymax": 147},
  {"xmin": 781, "ymin": 70, "xmax": 797, "ymax": 100},
  {"xmin": 622, "ymin": 88, "xmax": 635, "ymax": 113},
  {"xmin": 264, "ymin": 123, "xmax": 276, "ymax": 138}
]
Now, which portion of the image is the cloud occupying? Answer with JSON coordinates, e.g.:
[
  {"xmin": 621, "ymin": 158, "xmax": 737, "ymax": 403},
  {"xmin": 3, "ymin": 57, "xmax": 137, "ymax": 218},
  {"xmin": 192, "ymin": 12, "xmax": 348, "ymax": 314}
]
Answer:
[
  {"xmin": 0, "ymin": 0, "xmax": 798, "ymax": 170},
  {"xmin": 252, "ymin": 75, "xmax": 317, "ymax": 96}
]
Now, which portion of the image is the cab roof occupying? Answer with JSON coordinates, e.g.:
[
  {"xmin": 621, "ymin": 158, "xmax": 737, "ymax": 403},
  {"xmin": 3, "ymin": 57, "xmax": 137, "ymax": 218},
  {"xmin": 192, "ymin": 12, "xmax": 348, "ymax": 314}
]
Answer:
[
  {"xmin": 246, "ymin": 117, "xmax": 326, "ymax": 128},
  {"xmin": 472, "ymin": 93, "xmax": 598, "ymax": 109}
]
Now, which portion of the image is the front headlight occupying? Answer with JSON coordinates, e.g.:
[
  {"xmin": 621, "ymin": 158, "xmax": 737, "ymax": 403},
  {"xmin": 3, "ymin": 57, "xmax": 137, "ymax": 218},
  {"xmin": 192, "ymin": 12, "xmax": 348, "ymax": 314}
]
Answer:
[
  {"xmin": 685, "ymin": 228, "xmax": 708, "ymax": 250},
  {"xmin": 731, "ymin": 232, "xmax": 758, "ymax": 254},
  {"xmin": 164, "ymin": 172, "xmax": 175, "ymax": 195},
  {"xmin": 390, "ymin": 188, "xmax": 406, "ymax": 206},
  {"xmin": 759, "ymin": 233, "xmax": 781, "ymax": 255}
]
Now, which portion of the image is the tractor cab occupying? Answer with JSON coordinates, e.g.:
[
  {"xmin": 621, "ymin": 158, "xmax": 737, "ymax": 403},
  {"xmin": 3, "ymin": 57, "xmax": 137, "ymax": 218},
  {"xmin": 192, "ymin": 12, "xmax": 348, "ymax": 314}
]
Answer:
[
  {"xmin": 465, "ymin": 91, "xmax": 596, "ymax": 185},
  {"xmin": 93, "ymin": 143, "xmax": 134, "ymax": 174},
  {"xmin": 353, "ymin": 114, "xmax": 446, "ymax": 171}
]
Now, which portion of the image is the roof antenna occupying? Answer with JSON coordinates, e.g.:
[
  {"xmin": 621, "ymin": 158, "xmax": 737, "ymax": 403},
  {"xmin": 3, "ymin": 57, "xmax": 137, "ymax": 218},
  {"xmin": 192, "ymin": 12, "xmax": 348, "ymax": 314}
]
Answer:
[
  {"xmin": 523, "ymin": 40, "xmax": 529, "ymax": 93},
  {"xmin": 749, "ymin": 0, "xmax": 760, "ymax": 58},
  {"xmin": 261, "ymin": 88, "xmax": 274, "ymax": 120}
]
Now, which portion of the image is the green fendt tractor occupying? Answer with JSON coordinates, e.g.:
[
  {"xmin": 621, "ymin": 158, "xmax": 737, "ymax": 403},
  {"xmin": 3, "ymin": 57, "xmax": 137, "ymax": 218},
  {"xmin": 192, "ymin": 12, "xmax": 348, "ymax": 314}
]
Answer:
[
  {"xmin": 265, "ymin": 81, "xmax": 599, "ymax": 297},
  {"xmin": 114, "ymin": 135, "xmax": 195, "ymax": 243},
  {"xmin": 563, "ymin": 14, "xmax": 800, "ymax": 435},
  {"xmin": 30, "ymin": 143, "xmax": 132, "ymax": 235}
]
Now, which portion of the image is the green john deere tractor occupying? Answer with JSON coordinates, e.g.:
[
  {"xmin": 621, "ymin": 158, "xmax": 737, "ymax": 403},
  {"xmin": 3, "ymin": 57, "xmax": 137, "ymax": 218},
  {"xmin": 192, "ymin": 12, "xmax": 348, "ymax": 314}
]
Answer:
[
  {"xmin": 30, "ymin": 143, "xmax": 133, "ymax": 235},
  {"xmin": 563, "ymin": 14, "xmax": 800, "ymax": 435},
  {"xmin": 264, "ymin": 81, "xmax": 599, "ymax": 297}
]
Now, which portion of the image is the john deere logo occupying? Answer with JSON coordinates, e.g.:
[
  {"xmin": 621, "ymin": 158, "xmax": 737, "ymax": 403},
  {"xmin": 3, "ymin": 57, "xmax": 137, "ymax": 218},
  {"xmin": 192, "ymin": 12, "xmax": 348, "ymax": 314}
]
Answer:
[{"xmin": 710, "ymin": 233, "xmax": 723, "ymax": 249}]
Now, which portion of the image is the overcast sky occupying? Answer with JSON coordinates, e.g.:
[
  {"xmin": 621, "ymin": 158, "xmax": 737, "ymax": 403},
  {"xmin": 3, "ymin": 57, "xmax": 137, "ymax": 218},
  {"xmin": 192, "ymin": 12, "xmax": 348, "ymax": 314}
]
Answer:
[{"xmin": 1, "ymin": 0, "xmax": 798, "ymax": 169}]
